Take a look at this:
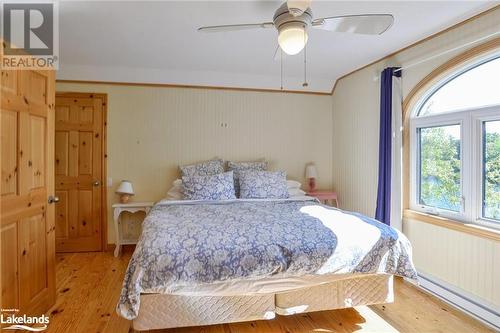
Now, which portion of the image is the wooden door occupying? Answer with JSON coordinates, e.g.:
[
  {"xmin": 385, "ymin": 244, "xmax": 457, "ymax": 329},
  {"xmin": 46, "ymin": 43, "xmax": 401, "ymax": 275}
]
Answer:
[
  {"xmin": 1, "ymin": 69, "xmax": 56, "ymax": 316},
  {"xmin": 55, "ymin": 93, "xmax": 104, "ymax": 252}
]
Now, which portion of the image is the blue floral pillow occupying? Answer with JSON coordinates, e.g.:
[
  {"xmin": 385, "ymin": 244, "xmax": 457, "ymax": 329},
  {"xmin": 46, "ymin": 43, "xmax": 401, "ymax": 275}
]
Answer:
[
  {"xmin": 182, "ymin": 171, "xmax": 236, "ymax": 200},
  {"xmin": 180, "ymin": 159, "xmax": 224, "ymax": 178},
  {"xmin": 239, "ymin": 170, "xmax": 289, "ymax": 199},
  {"xmin": 227, "ymin": 160, "xmax": 268, "ymax": 197}
]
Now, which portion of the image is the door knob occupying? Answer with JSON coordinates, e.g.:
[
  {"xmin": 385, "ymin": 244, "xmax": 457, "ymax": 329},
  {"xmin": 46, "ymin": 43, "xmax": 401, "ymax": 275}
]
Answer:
[
  {"xmin": 93, "ymin": 180, "xmax": 101, "ymax": 187},
  {"xmin": 48, "ymin": 196, "xmax": 59, "ymax": 204}
]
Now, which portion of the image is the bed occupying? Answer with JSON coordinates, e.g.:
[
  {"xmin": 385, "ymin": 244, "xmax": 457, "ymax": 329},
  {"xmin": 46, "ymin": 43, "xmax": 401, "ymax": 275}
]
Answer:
[{"xmin": 117, "ymin": 197, "xmax": 417, "ymax": 331}]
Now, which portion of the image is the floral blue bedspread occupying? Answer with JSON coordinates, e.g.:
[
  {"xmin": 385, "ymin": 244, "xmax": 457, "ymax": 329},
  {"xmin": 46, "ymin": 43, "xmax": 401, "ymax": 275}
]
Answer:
[{"xmin": 117, "ymin": 199, "xmax": 417, "ymax": 319}]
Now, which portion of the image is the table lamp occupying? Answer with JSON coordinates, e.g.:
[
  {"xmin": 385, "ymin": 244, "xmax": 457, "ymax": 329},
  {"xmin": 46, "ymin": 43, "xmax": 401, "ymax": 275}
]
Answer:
[
  {"xmin": 116, "ymin": 180, "xmax": 134, "ymax": 203},
  {"xmin": 305, "ymin": 164, "xmax": 318, "ymax": 192}
]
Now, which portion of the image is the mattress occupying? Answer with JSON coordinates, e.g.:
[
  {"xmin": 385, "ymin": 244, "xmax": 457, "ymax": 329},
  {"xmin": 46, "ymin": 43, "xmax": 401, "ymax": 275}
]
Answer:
[
  {"xmin": 133, "ymin": 293, "xmax": 275, "ymax": 331},
  {"xmin": 142, "ymin": 271, "xmax": 387, "ymax": 296},
  {"xmin": 118, "ymin": 198, "xmax": 417, "ymax": 320},
  {"xmin": 133, "ymin": 273, "xmax": 393, "ymax": 331},
  {"xmin": 275, "ymin": 273, "xmax": 394, "ymax": 315}
]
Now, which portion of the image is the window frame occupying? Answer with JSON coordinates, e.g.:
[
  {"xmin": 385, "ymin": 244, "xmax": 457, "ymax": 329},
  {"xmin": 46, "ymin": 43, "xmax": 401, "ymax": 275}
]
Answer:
[
  {"xmin": 416, "ymin": 123, "xmax": 463, "ymax": 214},
  {"xmin": 410, "ymin": 105, "xmax": 500, "ymax": 228},
  {"xmin": 402, "ymin": 41, "xmax": 500, "ymax": 240},
  {"xmin": 416, "ymin": 55, "xmax": 500, "ymax": 117},
  {"xmin": 410, "ymin": 112, "xmax": 467, "ymax": 221},
  {"xmin": 473, "ymin": 109, "xmax": 500, "ymax": 228},
  {"xmin": 408, "ymin": 51, "xmax": 500, "ymax": 229}
]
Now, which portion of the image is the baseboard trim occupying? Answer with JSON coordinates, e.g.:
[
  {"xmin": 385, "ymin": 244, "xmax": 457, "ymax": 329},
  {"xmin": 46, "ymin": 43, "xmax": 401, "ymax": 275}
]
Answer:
[
  {"xmin": 106, "ymin": 243, "xmax": 136, "ymax": 252},
  {"xmin": 416, "ymin": 273, "xmax": 500, "ymax": 330}
]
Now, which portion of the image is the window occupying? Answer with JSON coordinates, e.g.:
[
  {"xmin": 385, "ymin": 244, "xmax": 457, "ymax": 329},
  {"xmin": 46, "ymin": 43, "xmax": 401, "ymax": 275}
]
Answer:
[
  {"xmin": 483, "ymin": 120, "xmax": 500, "ymax": 220},
  {"xmin": 418, "ymin": 125, "xmax": 461, "ymax": 212},
  {"xmin": 419, "ymin": 57, "xmax": 500, "ymax": 116},
  {"xmin": 410, "ymin": 55, "xmax": 500, "ymax": 227}
]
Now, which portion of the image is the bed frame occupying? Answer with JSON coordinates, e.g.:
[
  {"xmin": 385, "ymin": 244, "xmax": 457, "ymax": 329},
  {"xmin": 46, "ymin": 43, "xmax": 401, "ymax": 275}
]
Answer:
[{"xmin": 131, "ymin": 274, "xmax": 394, "ymax": 331}]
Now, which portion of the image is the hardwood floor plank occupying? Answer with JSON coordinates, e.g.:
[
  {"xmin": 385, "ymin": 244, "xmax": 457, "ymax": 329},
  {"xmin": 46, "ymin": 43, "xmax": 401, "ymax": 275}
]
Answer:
[
  {"xmin": 73, "ymin": 253, "xmax": 118, "ymax": 333},
  {"xmin": 371, "ymin": 277, "xmax": 493, "ymax": 333},
  {"xmin": 43, "ymin": 251, "xmax": 494, "ymax": 333},
  {"xmin": 48, "ymin": 253, "xmax": 108, "ymax": 332},
  {"xmin": 93, "ymin": 256, "xmax": 133, "ymax": 333}
]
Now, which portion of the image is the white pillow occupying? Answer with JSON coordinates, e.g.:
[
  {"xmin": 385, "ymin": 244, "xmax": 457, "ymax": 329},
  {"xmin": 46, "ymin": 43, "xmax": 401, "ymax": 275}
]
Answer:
[
  {"xmin": 288, "ymin": 188, "xmax": 306, "ymax": 197},
  {"xmin": 287, "ymin": 180, "xmax": 302, "ymax": 189},
  {"xmin": 166, "ymin": 179, "xmax": 183, "ymax": 200}
]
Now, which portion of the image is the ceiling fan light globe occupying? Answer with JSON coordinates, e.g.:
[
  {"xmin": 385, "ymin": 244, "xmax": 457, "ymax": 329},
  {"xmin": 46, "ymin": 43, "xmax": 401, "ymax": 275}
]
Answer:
[{"xmin": 278, "ymin": 25, "xmax": 308, "ymax": 55}]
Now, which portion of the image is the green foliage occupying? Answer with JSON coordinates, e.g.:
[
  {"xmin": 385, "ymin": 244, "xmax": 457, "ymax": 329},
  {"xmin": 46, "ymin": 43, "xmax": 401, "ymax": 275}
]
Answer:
[
  {"xmin": 485, "ymin": 130, "xmax": 500, "ymax": 220},
  {"xmin": 419, "ymin": 126, "xmax": 461, "ymax": 211},
  {"xmin": 419, "ymin": 124, "xmax": 500, "ymax": 220}
]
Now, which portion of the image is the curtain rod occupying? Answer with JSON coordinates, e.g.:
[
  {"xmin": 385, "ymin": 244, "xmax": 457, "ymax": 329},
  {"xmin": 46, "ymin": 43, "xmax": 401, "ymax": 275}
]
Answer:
[{"xmin": 393, "ymin": 31, "xmax": 499, "ymax": 73}]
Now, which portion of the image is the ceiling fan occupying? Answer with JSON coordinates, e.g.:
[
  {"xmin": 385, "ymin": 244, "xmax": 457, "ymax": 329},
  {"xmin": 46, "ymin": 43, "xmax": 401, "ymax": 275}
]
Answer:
[{"xmin": 198, "ymin": 0, "xmax": 394, "ymax": 57}]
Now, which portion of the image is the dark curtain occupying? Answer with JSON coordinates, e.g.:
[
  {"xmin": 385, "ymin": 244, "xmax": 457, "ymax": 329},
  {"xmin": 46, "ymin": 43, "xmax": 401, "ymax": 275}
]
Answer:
[{"xmin": 375, "ymin": 67, "xmax": 401, "ymax": 225}]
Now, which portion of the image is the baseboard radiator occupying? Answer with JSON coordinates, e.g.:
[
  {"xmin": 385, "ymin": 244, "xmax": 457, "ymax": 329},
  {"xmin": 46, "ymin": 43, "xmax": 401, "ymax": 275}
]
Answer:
[{"xmin": 416, "ymin": 273, "xmax": 500, "ymax": 330}]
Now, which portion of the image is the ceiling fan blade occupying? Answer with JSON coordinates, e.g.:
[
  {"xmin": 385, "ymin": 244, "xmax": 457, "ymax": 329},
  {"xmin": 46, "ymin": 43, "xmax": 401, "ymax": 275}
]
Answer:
[
  {"xmin": 198, "ymin": 22, "xmax": 274, "ymax": 33},
  {"xmin": 312, "ymin": 14, "xmax": 394, "ymax": 35}
]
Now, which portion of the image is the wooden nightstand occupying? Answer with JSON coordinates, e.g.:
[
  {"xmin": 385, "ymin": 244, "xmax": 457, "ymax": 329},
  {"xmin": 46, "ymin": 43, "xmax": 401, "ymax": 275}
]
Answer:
[
  {"xmin": 112, "ymin": 201, "xmax": 154, "ymax": 257},
  {"xmin": 307, "ymin": 191, "xmax": 339, "ymax": 208}
]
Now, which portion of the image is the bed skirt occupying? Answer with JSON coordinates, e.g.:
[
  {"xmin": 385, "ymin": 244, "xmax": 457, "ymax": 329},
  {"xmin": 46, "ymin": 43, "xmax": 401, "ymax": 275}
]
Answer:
[{"xmin": 132, "ymin": 274, "xmax": 394, "ymax": 331}]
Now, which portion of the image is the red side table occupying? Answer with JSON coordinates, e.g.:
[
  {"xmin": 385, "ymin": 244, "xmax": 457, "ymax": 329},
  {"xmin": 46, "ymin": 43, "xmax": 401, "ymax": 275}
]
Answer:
[{"xmin": 307, "ymin": 191, "xmax": 339, "ymax": 208}]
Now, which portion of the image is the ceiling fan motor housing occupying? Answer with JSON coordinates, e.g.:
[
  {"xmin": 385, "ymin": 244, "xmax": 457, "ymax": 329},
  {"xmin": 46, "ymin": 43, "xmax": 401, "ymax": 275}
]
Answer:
[{"xmin": 273, "ymin": 3, "xmax": 313, "ymax": 32}]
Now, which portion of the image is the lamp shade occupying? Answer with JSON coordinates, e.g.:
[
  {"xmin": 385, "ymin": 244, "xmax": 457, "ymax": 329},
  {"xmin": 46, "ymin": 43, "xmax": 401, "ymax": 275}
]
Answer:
[
  {"xmin": 116, "ymin": 180, "xmax": 134, "ymax": 195},
  {"xmin": 305, "ymin": 164, "xmax": 317, "ymax": 179}
]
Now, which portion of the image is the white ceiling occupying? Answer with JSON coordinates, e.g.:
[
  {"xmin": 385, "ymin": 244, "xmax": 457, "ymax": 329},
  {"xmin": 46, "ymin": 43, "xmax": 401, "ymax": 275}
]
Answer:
[{"xmin": 57, "ymin": 1, "xmax": 495, "ymax": 93}]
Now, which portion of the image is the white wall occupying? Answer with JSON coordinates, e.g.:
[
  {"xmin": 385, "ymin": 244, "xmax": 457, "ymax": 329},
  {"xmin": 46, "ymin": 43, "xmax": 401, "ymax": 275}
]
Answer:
[
  {"xmin": 56, "ymin": 82, "xmax": 333, "ymax": 243},
  {"xmin": 331, "ymin": 8, "xmax": 500, "ymax": 309}
]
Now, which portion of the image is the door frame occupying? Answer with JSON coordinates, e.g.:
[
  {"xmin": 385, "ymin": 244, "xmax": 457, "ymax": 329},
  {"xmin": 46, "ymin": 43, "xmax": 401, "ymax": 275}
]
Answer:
[{"xmin": 55, "ymin": 92, "xmax": 108, "ymax": 251}]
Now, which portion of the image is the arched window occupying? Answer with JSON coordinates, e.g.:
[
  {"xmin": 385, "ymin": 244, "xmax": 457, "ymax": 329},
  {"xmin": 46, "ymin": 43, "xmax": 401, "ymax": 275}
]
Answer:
[
  {"xmin": 418, "ymin": 57, "xmax": 500, "ymax": 116},
  {"xmin": 410, "ymin": 54, "xmax": 500, "ymax": 227}
]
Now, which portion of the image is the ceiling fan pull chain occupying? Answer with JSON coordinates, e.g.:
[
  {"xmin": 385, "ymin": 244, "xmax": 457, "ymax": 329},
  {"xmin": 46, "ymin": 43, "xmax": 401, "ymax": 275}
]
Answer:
[
  {"xmin": 303, "ymin": 25, "xmax": 308, "ymax": 88},
  {"xmin": 280, "ymin": 48, "xmax": 284, "ymax": 90}
]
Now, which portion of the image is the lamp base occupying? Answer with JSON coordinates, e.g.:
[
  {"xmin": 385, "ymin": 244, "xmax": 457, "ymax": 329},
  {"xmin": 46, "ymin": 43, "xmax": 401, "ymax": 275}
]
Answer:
[
  {"xmin": 120, "ymin": 194, "xmax": 131, "ymax": 204},
  {"xmin": 308, "ymin": 178, "xmax": 316, "ymax": 192}
]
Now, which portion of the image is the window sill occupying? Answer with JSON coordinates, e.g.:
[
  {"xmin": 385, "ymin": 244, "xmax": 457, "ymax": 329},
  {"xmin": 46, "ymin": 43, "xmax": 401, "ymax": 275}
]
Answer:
[{"xmin": 403, "ymin": 209, "xmax": 500, "ymax": 242}]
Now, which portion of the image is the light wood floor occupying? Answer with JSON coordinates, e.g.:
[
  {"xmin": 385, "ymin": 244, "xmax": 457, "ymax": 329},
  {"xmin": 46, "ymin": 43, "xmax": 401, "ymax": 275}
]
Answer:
[{"xmin": 45, "ymin": 251, "xmax": 494, "ymax": 333}]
